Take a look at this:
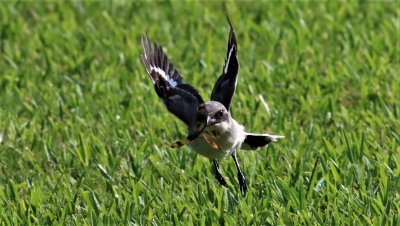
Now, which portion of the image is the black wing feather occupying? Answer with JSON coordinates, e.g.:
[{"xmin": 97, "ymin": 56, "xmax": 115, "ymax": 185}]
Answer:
[
  {"xmin": 242, "ymin": 133, "xmax": 284, "ymax": 150},
  {"xmin": 141, "ymin": 34, "xmax": 202, "ymax": 102},
  {"xmin": 141, "ymin": 34, "xmax": 204, "ymax": 127},
  {"xmin": 243, "ymin": 135, "xmax": 274, "ymax": 150},
  {"xmin": 210, "ymin": 16, "xmax": 239, "ymax": 110}
]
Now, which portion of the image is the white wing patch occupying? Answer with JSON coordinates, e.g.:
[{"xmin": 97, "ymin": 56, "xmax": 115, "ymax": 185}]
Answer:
[
  {"xmin": 150, "ymin": 66, "xmax": 178, "ymax": 87},
  {"xmin": 224, "ymin": 46, "xmax": 235, "ymax": 74}
]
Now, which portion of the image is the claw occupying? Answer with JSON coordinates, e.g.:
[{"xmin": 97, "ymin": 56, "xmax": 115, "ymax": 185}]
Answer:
[
  {"xmin": 238, "ymin": 172, "xmax": 247, "ymax": 195},
  {"xmin": 216, "ymin": 173, "xmax": 228, "ymax": 188},
  {"xmin": 232, "ymin": 153, "xmax": 247, "ymax": 196},
  {"xmin": 213, "ymin": 160, "xmax": 228, "ymax": 188}
]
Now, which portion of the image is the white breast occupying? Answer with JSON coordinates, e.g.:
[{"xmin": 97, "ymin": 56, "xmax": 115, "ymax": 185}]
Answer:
[{"xmin": 188, "ymin": 119, "xmax": 245, "ymax": 160}]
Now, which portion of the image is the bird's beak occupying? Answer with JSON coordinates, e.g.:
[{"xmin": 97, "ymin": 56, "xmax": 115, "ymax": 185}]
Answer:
[
  {"xmin": 207, "ymin": 116, "xmax": 218, "ymax": 126},
  {"xmin": 197, "ymin": 104, "xmax": 218, "ymax": 126},
  {"xmin": 206, "ymin": 115, "xmax": 211, "ymax": 125}
]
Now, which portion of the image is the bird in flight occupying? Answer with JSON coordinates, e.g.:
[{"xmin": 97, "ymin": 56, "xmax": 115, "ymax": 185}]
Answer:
[{"xmin": 141, "ymin": 16, "xmax": 284, "ymax": 195}]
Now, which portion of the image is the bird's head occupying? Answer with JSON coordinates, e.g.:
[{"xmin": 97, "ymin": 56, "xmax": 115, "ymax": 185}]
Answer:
[
  {"xmin": 197, "ymin": 101, "xmax": 230, "ymax": 127},
  {"xmin": 187, "ymin": 101, "xmax": 229, "ymax": 141}
]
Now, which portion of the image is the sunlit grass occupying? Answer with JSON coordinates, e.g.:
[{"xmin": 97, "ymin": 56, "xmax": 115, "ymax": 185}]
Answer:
[{"xmin": 0, "ymin": 1, "xmax": 399, "ymax": 225}]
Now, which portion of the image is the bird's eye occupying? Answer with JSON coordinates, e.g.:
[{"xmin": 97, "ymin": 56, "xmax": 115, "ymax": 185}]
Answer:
[{"xmin": 214, "ymin": 110, "xmax": 224, "ymax": 119}]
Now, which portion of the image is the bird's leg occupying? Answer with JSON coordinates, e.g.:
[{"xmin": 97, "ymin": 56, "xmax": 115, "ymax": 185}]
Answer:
[
  {"xmin": 232, "ymin": 153, "xmax": 247, "ymax": 195},
  {"xmin": 213, "ymin": 160, "xmax": 228, "ymax": 187}
]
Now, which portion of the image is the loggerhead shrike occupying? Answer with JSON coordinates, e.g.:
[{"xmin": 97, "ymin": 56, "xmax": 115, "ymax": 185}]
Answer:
[{"xmin": 141, "ymin": 17, "xmax": 284, "ymax": 195}]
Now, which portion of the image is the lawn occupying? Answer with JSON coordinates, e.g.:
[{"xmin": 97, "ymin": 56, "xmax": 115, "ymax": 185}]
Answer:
[{"xmin": 0, "ymin": 1, "xmax": 399, "ymax": 225}]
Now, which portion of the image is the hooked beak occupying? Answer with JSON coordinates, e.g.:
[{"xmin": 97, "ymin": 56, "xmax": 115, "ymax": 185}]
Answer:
[
  {"xmin": 197, "ymin": 104, "xmax": 219, "ymax": 126},
  {"xmin": 206, "ymin": 116, "xmax": 218, "ymax": 126}
]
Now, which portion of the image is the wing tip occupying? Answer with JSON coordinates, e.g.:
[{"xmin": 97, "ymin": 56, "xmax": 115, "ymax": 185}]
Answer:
[
  {"xmin": 141, "ymin": 33, "xmax": 157, "ymax": 84},
  {"xmin": 140, "ymin": 32, "xmax": 184, "ymax": 87},
  {"xmin": 226, "ymin": 13, "xmax": 233, "ymax": 28},
  {"xmin": 225, "ymin": 14, "xmax": 237, "ymax": 47}
]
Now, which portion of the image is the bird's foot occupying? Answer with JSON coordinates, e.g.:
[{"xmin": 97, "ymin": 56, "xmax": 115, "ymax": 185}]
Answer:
[
  {"xmin": 215, "ymin": 172, "xmax": 228, "ymax": 188},
  {"xmin": 213, "ymin": 160, "xmax": 228, "ymax": 188},
  {"xmin": 238, "ymin": 172, "xmax": 247, "ymax": 195}
]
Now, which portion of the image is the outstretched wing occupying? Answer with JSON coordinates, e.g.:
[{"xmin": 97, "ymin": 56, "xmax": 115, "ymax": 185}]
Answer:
[
  {"xmin": 210, "ymin": 16, "xmax": 239, "ymax": 111},
  {"xmin": 141, "ymin": 34, "xmax": 204, "ymax": 127},
  {"xmin": 241, "ymin": 133, "xmax": 284, "ymax": 151}
]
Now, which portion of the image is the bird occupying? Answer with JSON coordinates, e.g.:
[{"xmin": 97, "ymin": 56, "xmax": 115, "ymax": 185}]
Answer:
[{"xmin": 141, "ymin": 16, "xmax": 284, "ymax": 195}]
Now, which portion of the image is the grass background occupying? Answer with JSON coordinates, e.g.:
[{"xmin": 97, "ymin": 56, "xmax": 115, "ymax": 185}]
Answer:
[{"xmin": 0, "ymin": 1, "xmax": 399, "ymax": 225}]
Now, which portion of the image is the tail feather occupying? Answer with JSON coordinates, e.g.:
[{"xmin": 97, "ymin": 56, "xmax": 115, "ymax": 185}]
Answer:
[{"xmin": 242, "ymin": 132, "xmax": 284, "ymax": 151}]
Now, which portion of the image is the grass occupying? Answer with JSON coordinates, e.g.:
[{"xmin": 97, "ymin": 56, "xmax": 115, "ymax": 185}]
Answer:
[{"xmin": 0, "ymin": 1, "xmax": 399, "ymax": 225}]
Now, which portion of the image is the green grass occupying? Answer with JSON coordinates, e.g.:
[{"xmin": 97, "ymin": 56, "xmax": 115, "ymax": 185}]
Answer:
[{"xmin": 0, "ymin": 1, "xmax": 399, "ymax": 225}]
